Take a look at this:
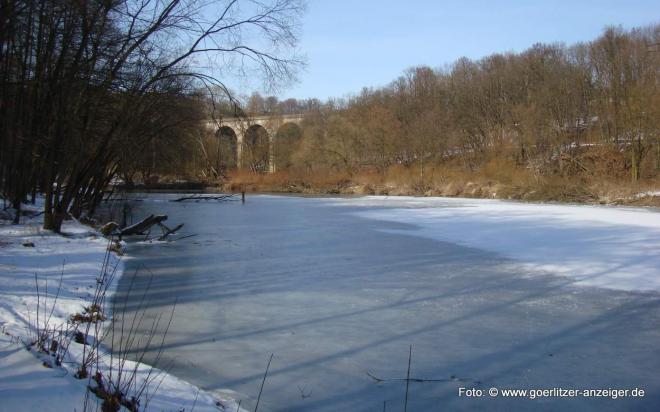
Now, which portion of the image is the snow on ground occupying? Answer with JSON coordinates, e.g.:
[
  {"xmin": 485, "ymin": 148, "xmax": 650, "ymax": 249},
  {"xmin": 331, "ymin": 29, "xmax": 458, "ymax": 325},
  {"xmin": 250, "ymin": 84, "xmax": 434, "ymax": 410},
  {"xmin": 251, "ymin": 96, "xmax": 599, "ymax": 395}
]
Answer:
[
  {"xmin": 634, "ymin": 190, "xmax": 660, "ymax": 199},
  {"xmin": 330, "ymin": 196, "xmax": 660, "ymax": 293},
  {"xmin": 0, "ymin": 202, "xmax": 244, "ymax": 412}
]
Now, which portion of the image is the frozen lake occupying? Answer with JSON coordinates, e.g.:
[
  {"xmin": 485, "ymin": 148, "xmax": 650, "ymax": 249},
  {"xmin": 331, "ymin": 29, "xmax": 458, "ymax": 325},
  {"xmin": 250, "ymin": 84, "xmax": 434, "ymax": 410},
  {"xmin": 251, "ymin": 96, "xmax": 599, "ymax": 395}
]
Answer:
[{"xmin": 115, "ymin": 195, "xmax": 660, "ymax": 411}]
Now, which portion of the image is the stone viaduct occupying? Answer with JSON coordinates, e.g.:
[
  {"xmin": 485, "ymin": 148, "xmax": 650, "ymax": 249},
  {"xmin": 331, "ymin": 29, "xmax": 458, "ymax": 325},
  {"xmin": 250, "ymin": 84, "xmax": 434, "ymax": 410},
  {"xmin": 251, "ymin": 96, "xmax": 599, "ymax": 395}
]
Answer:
[{"xmin": 207, "ymin": 113, "xmax": 304, "ymax": 173}]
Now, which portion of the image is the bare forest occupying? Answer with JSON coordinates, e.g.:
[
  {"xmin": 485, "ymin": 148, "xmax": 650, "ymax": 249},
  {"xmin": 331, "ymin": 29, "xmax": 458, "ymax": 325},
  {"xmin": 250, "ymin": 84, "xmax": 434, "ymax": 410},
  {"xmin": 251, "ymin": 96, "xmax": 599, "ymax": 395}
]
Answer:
[
  {"xmin": 224, "ymin": 25, "xmax": 660, "ymax": 203},
  {"xmin": 2, "ymin": 9, "xmax": 659, "ymax": 233},
  {"xmin": 0, "ymin": 0, "xmax": 304, "ymax": 232}
]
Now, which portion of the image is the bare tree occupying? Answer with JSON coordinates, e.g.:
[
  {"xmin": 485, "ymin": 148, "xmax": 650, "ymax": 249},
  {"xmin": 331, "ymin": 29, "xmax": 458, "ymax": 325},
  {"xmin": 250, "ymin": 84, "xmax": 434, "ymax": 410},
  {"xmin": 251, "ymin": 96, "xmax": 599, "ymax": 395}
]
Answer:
[
  {"xmin": 0, "ymin": 0, "xmax": 305, "ymax": 231},
  {"xmin": 285, "ymin": 24, "xmax": 658, "ymax": 187}
]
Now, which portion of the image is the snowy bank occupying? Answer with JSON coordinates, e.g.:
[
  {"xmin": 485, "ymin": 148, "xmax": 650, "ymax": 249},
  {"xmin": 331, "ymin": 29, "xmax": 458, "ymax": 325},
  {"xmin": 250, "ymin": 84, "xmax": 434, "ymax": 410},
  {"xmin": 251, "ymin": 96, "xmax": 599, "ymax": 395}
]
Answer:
[
  {"xmin": 0, "ymin": 204, "xmax": 244, "ymax": 411},
  {"xmin": 330, "ymin": 196, "xmax": 660, "ymax": 293},
  {"xmin": 633, "ymin": 190, "xmax": 660, "ymax": 200}
]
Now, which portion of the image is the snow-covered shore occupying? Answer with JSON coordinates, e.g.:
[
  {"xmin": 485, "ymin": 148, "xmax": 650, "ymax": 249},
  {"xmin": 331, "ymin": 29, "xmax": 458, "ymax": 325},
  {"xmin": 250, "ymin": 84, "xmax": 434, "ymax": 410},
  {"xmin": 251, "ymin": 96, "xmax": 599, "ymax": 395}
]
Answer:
[{"xmin": 0, "ymin": 203, "xmax": 243, "ymax": 412}]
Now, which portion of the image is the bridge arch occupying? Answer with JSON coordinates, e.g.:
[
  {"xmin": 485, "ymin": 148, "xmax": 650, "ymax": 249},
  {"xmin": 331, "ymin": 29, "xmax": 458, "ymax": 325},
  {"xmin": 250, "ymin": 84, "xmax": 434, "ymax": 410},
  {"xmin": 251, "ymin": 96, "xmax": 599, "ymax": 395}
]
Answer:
[
  {"xmin": 243, "ymin": 124, "xmax": 270, "ymax": 173},
  {"xmin": 214, "ymin": 113, "xmax": 305, "ymax": 173},
  {"xmin": 215, "ymin": 126, "xmax": 238, "ymax": 172},
  {"xmin": 274, "ymin": 122, "xmax": 303, "ymax": 170}
]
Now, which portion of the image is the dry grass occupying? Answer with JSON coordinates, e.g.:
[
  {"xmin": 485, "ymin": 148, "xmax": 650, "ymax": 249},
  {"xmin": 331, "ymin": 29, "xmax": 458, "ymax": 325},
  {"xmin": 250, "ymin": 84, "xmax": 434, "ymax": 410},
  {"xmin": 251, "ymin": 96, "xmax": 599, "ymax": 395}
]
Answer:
[
  {"xmin": 225, "ymin": 169, "xmax": 353, "ymax": 193},
  {"xmin": 70, "ymin": 303, "xmax": 106, "ymax": 324},
  {"xmin": 222, "ymin": 152, "xmax": 660, "ymax": 205}
]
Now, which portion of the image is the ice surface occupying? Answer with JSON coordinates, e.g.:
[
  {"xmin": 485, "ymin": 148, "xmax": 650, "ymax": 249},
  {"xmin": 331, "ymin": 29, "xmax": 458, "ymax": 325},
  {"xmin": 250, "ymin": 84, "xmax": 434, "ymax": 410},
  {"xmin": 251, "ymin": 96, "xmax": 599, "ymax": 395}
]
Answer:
[
  {"xmin": 332, "ymin": 196, "xmax": 660, "ymax": 292},
  {"xmin": 116, "ymin": 195, "xmax": 660, "ymax": 412}
]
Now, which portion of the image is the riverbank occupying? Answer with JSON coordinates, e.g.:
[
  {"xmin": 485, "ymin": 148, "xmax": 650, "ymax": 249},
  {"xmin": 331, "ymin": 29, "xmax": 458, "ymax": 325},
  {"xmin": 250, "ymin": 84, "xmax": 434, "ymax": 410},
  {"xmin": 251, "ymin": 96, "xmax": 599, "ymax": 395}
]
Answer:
[
  {"xmin": 0, "ymin": 199, "xmax": 243, "ymax": 411},
  {"xmin": 221, "ymin": 169, "xmax": 660, "ymax": 208}
]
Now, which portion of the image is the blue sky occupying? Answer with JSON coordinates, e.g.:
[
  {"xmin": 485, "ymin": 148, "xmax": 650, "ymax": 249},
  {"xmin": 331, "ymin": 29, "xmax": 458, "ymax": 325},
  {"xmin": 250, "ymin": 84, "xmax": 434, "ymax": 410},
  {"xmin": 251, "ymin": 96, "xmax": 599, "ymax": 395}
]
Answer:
[{"xmin": 279, "ymin": 0, "xmax": 659, "ymax": 100}]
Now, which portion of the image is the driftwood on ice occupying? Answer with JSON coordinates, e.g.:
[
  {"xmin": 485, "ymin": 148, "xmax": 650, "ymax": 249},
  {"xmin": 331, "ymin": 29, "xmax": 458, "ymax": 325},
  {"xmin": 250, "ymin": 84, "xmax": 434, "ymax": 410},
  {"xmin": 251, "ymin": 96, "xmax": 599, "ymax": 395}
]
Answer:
[
  {"xmin": 122, "ymin": 216, "xmax": 187, "ymax": 241},
  {"xmin": 104, "ymin": 215, "xmax": 189, "ymax": 241},
  {"xmin": 119, "ymin": 214, "xmax": 168, "ymax": 236},
  {"xmin": 171, "ymin": 194, "xmax": 237, "ymax": 202}
]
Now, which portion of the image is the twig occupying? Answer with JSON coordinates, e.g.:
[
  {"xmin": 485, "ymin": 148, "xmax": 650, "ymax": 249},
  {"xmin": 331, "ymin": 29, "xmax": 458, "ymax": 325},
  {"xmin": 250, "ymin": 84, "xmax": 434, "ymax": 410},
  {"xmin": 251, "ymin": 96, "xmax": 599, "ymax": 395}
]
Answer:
[
  {"xmin": 255, "ymin": 354, "xmax": 273, "ymax": 412},
  {"xmin": 190, "ymin": 388, "xmax": 200, "ymax": 412},
  {"xmin": 44, "ymin": 261, "xmax": 66, "ymax": 340},
  {"xmin": 297, "ymin": 385, "xmax": 312, "ymax": 399},
  {"xmin": 172, "ymin": 234, "xmax": 198, "ymax": 242},
  {"xmin": 404, "ymin": 344, "xmax": 411, "ymax": 412},
  {"xmin": 34, "ymin": 273, "xmax": 40, "ymax": 345}
]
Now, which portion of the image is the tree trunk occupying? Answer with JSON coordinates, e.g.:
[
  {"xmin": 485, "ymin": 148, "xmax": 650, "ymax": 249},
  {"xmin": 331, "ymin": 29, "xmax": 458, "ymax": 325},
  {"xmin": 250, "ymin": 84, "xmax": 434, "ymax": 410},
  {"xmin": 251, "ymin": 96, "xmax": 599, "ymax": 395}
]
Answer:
[
  {"xmin": 631, "ymin": 132, "xmax": 643, "ymax": 182},
  {"xmin": 12, "ymin": 199, "xmax": 21, "ymax": 224},
  {"xmin": 43, "ymin": 181, "xmax": 66, "ymax": 233},
  {"xmin": 44, "ymin": 209, "xmax": 65, "ymax": 233},
  {"xmin": 631, "ymin": 146, "xmax": 640, "ymax": 182}
]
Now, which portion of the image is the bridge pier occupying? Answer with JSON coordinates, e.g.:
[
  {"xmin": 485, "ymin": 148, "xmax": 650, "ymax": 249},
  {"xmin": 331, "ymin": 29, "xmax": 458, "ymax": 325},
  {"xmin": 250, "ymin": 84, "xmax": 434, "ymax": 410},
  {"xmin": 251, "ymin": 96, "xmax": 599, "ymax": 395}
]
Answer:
[
  {"xmin": 267, "ymin": 127, "xmax": 276, "ymax": 173},
  {"xmin": 235, "ymin": 130, "xmax": 244, "ymax": 169}
]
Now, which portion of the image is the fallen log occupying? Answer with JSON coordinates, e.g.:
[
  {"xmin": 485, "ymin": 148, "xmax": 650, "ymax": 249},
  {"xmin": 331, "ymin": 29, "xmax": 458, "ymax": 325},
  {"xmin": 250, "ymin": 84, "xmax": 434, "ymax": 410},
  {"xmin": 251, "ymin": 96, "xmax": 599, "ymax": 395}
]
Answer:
[
  {"xmin": 172, "ymin": 194, "xmax": 236, "ymax": 202},
  {"xmin": 119, "ymin": 214, "xmax": 167, "ymax": 237},
  {"xmin": 101, "ymin": 198, "xmax": 145, "ymax": 202},
  {"xmin": 99, "ymin": 222, "xmax": 120, "ymax": 236}
]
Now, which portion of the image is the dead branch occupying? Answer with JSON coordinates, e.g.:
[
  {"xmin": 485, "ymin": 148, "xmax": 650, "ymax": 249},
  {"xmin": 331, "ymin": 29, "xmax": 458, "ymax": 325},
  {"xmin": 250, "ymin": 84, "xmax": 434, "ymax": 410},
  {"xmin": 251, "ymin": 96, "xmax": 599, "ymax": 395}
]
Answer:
[
  {"xmin": 171, "ymin": 194, "xmax": 237, "ymax": 202},
  {"xmin": 255, "ymin": 354, "xmax": 274, "ymax": 412},
  {"xmin": 366, "ymin": 371, "xmax": 480, "ymax": 384},
  {"xmin": 156, "ymin": 223, "xmax": 184, "ymax": 241},
  {"xmin": 172, "ymin": 234, "xmax": 198, "ymax": 242},
  {"xmin": 404, "ymin": 344, "xmax": 412, "ymax": 412},
  {"xmin": 119, "ymin": 215, "xmax": 168, "ymax": 237}
]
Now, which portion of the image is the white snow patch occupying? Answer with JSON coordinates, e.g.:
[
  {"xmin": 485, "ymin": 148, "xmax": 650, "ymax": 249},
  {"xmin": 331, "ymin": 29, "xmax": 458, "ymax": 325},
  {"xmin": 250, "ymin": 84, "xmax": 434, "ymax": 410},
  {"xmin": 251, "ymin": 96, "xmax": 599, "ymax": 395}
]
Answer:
[
  {"xmin": 0, "ymin": 201, "xmax": 245, "ymax": 411},
  {"xmin": 330, "ymin": 196, "xmax": 660, "ymax": 293},
  {"xmin": 633, "ymin": 190, "xmax": 660, "ymax": 199}
]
